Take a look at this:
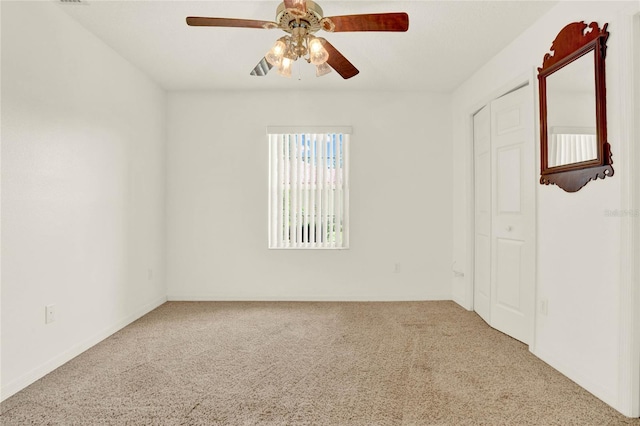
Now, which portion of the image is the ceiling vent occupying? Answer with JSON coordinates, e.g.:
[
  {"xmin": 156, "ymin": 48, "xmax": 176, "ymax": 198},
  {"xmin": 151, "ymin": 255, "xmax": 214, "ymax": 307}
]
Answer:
[{"xmin": 59, "ymin": 0, "xmax": 88, "ymax": 5}]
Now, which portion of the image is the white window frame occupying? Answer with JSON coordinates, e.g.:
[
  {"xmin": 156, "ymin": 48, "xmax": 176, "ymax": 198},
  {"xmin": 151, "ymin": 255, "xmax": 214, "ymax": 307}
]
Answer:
[{"xmin": 267, "ymin": 126, "xmax": 351, "ymax": 249}]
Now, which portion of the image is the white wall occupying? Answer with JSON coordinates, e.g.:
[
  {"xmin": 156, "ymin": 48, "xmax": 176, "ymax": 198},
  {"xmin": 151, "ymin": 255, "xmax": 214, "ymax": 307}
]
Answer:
[
  {"xmin": 451, "ymin": 0, "xmax": 639, "ymax": 417},
  {"xmin": 166, "ymin": 90, "xmax": 452, "ymax": 301},
  {"xmin": 1, "ymin": 1, "xmax": 167, "ymax": 400}
]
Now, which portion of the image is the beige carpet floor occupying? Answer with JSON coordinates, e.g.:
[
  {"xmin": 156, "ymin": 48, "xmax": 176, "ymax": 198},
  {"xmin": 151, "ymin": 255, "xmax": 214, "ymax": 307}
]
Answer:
[{"xmin": 1, "ymin": 301, "xmax": 639, "ymax": 425}]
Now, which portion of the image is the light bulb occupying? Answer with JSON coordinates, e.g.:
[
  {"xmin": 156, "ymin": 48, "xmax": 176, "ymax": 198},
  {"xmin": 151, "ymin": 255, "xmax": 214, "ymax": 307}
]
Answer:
[
  {"xmin": 309, "ymin": 38, "xmax": 323, "ymax": 54},
  {"xmin": 266, "ymin": 39, "xmax": 286, "ymax": 67},
  {"xmin": 316, "ymin": 62, "xmax": 331, "ymax": 77},
  {"xmin": 308, "ymin": 38, "xmax": 329, "ymax": 65},
  {"xmin": 278, "ymin": 57, "xmax": 293, "ymax": 78}
]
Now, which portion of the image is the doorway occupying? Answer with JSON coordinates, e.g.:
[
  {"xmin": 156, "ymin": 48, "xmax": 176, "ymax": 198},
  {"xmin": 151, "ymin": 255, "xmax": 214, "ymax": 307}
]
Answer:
[{"xmin": 472, "ymin": 84, "xmax": 535, "ymax": 344}]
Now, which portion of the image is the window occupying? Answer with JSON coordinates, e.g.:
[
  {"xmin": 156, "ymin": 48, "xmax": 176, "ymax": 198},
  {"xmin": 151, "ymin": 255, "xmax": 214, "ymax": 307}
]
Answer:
[{"xmin": 268, "ymin": 127, "xmax": 350, "ymax": 249}]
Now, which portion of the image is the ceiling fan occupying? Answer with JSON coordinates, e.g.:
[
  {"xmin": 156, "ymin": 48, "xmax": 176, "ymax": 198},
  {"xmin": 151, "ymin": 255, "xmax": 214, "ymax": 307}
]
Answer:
[{"xmin": 186, "ymin": 0, "xmax": 409, "ymax": 79}]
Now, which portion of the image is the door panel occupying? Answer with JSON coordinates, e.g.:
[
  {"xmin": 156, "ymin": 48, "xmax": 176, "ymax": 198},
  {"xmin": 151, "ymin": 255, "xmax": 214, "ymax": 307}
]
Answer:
[
  {"xmin": 475, "ymin": 234, "xmax": 491, "ymax": 308},
  {"xmin": 473, "ymin": 105, "xmax": 491, "ymax": 324},
  {"xmin": 495, "ymin": 105, "xmax": 522, "ymax": 134},
  {"xmin": 494, "ymin": 237, "xmax": 526, "ymax": 340},
  {"xmin": 496, "ymin": 146, "xmax": 522, "ymax": 214},
  {"xmin": 490, "ymin": 86, "xmax": 534, "ymax": 344},
  {"xmin": 495, "ymin": 238, "xmax": 524, "ymax": 311}
]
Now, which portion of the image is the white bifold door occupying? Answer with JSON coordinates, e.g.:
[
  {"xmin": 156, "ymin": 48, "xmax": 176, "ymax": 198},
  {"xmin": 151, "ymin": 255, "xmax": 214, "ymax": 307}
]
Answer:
[{"xmin": 473, "ymin": 85, "xmax": 535, "ymax": 344}]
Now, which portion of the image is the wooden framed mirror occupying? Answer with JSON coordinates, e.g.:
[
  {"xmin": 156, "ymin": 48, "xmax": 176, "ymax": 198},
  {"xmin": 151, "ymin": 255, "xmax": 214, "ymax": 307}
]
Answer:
[{"xmin": 538, "ymin": 21, "xmax": 613, "ymax": 192}]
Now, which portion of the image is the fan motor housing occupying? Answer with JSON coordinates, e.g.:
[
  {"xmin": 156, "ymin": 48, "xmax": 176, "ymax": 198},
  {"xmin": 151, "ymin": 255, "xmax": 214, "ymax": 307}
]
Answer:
[{"xmin": 275, "ymin": 1, "xmax": 324, "ymax": 34}]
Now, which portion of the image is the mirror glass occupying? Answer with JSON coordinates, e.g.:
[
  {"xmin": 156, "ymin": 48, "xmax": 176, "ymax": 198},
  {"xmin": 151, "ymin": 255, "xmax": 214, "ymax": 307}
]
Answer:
[{"xmin": 545, "ymin": 52, "xmax": 597, "ymax": 167}]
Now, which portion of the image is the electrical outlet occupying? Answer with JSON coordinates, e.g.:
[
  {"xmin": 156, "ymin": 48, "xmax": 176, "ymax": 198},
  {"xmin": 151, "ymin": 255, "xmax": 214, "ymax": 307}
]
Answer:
[
  {"xmin": 45, "ymin": 304, "xmax": 56, "ymax": 324},
  {"xmin": 394, "ymin": 263, "xmax": 401, "ymax": 273},
  {"xmin": 147, "ymin": 268, "xmax": 153, "ymax": 280}
]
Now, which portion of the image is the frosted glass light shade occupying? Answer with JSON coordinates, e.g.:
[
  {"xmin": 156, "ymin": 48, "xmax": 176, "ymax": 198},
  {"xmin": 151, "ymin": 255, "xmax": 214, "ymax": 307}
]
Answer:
[
  {"xmin": 308, "ymin": 38, "xmax": 329, "ymax": 65},
  {"xmin": 316, "ymin": 62, "xmax": 331, "ymax": 77},
  {"xmin": 266, "ymin": 40, "xmax": 286, "ymax": 66},
  {"xmin": 278, "ymin": 57, "xmax": 293, "ymax": 78}
]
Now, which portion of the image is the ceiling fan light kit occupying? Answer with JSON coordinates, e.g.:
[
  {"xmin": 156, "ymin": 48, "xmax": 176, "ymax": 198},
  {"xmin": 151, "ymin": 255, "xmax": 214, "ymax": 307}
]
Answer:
[
  {"xmin": 186, "ymin": 0, "xmax": 409, "ymax": 80},
  {"xmin": 264, "ymin": 32, "xmax": 330, "ymax": 78}
]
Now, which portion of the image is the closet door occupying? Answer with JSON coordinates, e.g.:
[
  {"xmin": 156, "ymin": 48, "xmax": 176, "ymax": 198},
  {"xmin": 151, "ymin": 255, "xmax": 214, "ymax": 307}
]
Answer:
[
  {"xmin": 473, "ymin": 105, "xmax": 492, "ymax": 324},
  {"xmin": 490, "ymin": 86, "xmax": 534, "ymax": 344},
  {"xmin": 473, "ymin": 85, "xmax": 534, "ymax": 344}
]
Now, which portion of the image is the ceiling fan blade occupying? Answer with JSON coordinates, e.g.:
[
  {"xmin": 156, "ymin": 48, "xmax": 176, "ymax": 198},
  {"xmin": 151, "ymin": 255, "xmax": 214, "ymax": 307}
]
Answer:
[
  {"xmin": 186, "ymin": 17, "xmax": 278, "ymax": 29},
  {"xmin": 318, "ymin": 38, "xmax": 359, "ymax": 79},
  {"xmin": 322, "ymin": 13, "xmax": 409, "ymax": 32},
  {"xmin": 283, "ymin": 0, "xmax": 306, "ymax": 14},
  {"xmin": 250, "ymin": 57, "xmax": 273, "ymax": 76}
]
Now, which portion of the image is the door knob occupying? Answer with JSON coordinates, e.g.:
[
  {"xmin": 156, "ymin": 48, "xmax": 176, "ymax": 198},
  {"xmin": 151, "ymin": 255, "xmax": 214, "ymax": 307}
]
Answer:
[{"xmin": 506, "ymin": 226, "xmax": 513, "ymax": 231}]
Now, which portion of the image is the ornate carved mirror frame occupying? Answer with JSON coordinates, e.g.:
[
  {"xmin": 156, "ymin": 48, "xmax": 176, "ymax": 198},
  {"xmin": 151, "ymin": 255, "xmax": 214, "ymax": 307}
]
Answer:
[{"xmin": 538, "ymin": 21, "xmax": 613, "ymax": 192}]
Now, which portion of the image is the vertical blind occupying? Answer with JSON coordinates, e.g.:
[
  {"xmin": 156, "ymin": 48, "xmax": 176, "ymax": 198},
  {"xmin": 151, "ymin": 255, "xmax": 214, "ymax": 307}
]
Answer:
[
  {"xmin": 268, "ymin": 131, "xmax": 350, "ymax": 249},
  {"xmin": 548, "ymin": 132, "xmax": 597, "ymax": 167}
]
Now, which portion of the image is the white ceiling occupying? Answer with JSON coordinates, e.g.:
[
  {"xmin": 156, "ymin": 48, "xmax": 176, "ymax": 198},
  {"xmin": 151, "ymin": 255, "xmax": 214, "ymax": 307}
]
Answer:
[{"xmin": 58, "ymin": 0, "xmax": 558, "ymax": 92}]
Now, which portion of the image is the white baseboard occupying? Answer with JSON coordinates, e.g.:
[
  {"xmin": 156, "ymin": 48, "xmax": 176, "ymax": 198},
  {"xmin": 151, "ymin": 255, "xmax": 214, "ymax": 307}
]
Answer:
[
  {"xmin": 0, "ymin": 295, "xmax": 167, "ymax": 402},
  {"xmin": 166, "ymin": 293, "xmax": 452, "ymax": 302}
]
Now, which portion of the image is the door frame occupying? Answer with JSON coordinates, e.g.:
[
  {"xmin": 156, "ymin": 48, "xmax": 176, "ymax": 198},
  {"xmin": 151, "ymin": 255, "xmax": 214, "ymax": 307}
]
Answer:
[
  {"xmin": 617, "ymin": 7, "xmax": 640, "ymax": 418},
  {"xmin": 634, "ymin": 10, "xmax": 640, "ymax": 416},
  {"xmin": 465, "ymin": 71, "xmax": 538, "ymax": 350}
]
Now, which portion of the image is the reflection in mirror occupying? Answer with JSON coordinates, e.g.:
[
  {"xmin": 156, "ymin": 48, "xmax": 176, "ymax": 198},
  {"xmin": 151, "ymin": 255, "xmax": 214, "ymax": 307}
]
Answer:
[
  {"xmin": 546, "ymin": 52, "xmax": 597, "ymax": 167},
  {"xmin": 548, "ymin": 127, "xmax": 596, "ymax": 167}
]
